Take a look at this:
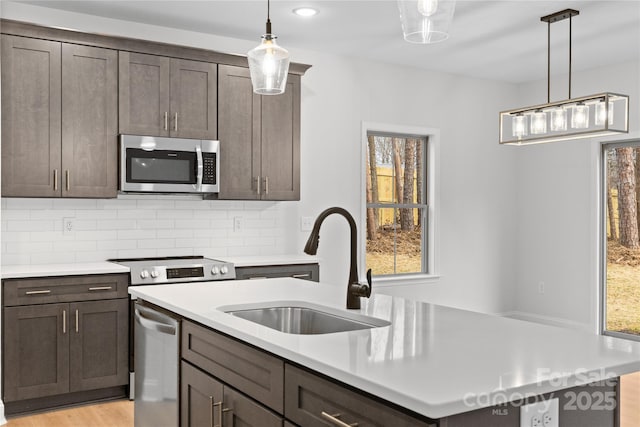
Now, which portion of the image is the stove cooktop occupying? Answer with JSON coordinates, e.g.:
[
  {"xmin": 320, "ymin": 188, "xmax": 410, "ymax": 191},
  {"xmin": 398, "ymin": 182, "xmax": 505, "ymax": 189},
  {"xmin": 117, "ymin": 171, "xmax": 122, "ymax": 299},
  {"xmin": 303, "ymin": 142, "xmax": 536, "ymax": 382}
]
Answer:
[{"xmin": 109, "ymin": 256, "xmax": 235, "ymax": 285}]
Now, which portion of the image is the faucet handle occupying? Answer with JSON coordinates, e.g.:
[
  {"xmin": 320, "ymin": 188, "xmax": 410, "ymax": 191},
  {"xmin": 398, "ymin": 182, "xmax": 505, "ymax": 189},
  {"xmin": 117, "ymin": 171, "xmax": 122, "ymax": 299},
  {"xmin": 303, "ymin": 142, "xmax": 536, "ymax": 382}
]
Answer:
[{"xmin": 362, "ymin": 269, "xmax": 372, "ymax": 298}]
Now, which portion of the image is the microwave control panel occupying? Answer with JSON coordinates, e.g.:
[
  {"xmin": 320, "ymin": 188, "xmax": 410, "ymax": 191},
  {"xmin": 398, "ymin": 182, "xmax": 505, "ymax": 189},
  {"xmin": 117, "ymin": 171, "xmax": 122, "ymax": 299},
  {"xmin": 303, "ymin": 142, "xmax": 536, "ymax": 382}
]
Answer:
[{"xmin": 202, "ymin": 153, "xmax": 217, "ymax": 185}]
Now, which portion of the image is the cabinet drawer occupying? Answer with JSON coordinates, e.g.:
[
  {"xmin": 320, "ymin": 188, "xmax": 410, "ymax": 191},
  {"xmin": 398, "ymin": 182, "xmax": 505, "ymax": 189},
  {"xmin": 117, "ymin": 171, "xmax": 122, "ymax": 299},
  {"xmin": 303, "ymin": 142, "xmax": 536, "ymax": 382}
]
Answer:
[
  {"xmin": 2, "ymin": 274, "xmax": 128, "ymax": 306},
  {"xmin": 235, "ymin": 264, "xmax": 319, "ymax": 282},
  {"xmin": 182, "ymin": 320, "xmax": 284, "ymax": 413},
  {"xmin": 285, "ymin": 364, "xmax": 436, "ymax": 427}
]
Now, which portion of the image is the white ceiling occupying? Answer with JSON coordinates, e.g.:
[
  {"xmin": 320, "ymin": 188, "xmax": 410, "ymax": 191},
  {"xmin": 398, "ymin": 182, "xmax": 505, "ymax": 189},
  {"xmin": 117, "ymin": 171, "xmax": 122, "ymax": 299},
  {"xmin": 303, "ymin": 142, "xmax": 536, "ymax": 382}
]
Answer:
[{"xmin": 12, "ymin": 0, "xmax": 640, "ymax": 83}]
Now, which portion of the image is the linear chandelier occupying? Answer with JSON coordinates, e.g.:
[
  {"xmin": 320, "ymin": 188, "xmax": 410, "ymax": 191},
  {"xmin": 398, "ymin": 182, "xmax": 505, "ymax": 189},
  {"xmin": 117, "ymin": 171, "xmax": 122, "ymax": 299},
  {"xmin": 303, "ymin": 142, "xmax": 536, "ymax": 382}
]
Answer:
[{"xmin": 499, "ymin": 9, "xmax": 629, "ymax": 146}]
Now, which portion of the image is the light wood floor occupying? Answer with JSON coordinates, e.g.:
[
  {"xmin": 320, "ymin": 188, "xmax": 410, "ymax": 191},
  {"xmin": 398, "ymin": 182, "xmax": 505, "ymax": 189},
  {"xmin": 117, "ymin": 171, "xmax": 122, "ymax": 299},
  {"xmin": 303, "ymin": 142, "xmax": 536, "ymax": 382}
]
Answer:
[
  {"xmin": 4, "ymin": 374, "xmax": 639, "ymax": 426},
  {"xmin": 6, "ymin": 400, "xmax": 133, "ymax": 427}
]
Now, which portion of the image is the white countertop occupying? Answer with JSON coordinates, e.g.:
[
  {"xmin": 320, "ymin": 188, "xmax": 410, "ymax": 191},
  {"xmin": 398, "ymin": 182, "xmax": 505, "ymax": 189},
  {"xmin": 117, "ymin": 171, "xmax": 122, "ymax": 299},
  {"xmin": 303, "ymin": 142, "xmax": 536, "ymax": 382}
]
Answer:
[
  {"xmin": 1, "ymin": 255, "xmax": 319, "ymax": 279},
  {"xmin": 220, "ymin": 254, "xmax": 319, "ymax": 267},
  {"xmin": 1, "ymin": 262, "xmax": 130, "ymax": 279},
  {"xmin": 128, "ymin": 278, "xmax": 640, "ymax": 419}
]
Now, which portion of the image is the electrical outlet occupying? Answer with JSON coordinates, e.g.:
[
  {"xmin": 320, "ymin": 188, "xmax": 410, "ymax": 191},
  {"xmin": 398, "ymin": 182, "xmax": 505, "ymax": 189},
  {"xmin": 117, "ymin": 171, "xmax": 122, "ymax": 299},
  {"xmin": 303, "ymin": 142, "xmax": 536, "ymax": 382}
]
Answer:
[
  {"xmin": 521, "ymin": 398, "xmax": 558, "ymax": 427},
  {"xmin": 538, "ymin": 281, "xmax": 545, "ymax": 294},
  {"xmin": 63, "ymin": 217, "xmax": 75, "ymax": 235},
  {"xmin": 233, "ymin": 217, "xmax": 243, "ymax": 232},
  {"xmin": 301, "ymin": 216, "xmax": 314, "ymax": 232}
]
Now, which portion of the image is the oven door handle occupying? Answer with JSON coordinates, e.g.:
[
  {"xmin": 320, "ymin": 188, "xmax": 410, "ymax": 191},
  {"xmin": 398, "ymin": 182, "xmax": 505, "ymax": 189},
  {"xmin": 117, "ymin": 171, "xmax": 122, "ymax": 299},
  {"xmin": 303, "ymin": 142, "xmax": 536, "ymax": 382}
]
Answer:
[
  {"xmin": 134, "ymin": 305, "xmax": 177, "ymax": 335},
  {"xmin": 195, "ymin": 145, "xmax": 203, "ymax": 192}
]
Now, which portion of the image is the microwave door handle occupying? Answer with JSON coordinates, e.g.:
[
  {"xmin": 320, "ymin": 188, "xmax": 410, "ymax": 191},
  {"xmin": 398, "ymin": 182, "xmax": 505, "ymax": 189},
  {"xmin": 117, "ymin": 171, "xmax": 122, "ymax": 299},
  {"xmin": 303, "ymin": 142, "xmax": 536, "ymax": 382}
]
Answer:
[{"xmin": 195, "ymin": 145, "xmax": 203, "ymax": 192}]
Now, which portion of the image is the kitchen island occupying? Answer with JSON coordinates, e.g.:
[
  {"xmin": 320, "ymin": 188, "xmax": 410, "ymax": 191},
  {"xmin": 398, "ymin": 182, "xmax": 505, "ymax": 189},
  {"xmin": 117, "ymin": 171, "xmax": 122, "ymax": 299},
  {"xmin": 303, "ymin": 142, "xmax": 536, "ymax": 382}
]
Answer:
[{"xmin": 129, "ymin": 278, "xmax": 640, "ymax": 426}]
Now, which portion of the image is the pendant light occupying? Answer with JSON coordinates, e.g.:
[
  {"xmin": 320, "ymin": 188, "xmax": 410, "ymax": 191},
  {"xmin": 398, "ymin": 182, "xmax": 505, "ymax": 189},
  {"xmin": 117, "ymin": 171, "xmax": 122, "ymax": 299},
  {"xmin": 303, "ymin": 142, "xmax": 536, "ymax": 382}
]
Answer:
[
  {"xmin": 397, "ymin": 0, "xmax": 457, "ymax": 44},
  {"xmin": 499, "ymin": 9, "xmax": 629, "ymax": 145},
  {"xmin": 247, "ymin": 0, "xmax": 290, "ymax": 95}
]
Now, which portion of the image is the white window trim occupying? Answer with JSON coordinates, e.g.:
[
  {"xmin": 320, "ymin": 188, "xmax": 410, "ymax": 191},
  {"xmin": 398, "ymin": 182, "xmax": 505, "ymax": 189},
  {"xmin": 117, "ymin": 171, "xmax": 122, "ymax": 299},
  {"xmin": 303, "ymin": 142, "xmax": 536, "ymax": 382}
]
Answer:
[{"xmin": 360, "ymin": 121, "xmax": 440, "ymax": 284}]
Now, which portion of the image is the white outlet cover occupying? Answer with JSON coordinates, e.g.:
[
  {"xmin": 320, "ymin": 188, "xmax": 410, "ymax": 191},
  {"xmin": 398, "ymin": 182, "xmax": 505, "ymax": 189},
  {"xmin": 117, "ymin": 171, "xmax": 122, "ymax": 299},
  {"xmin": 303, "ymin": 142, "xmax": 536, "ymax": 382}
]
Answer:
[{"xmin": 520, "ymin": 398, "xmax": 558, "ymax": 427}]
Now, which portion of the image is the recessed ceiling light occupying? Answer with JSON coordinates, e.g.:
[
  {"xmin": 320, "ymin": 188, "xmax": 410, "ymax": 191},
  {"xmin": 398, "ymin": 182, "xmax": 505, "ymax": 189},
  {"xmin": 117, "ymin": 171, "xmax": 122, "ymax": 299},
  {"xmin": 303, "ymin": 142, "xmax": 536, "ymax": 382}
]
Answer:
[{"xmin": 293, "ymin": 7, "xmax": 318, "ymax": 17}]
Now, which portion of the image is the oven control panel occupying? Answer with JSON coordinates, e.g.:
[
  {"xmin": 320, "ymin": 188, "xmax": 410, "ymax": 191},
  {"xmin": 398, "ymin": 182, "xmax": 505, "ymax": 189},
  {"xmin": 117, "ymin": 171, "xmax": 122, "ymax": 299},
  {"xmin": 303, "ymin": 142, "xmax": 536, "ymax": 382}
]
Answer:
[{"xmin": 123, "ymin": 258, "xmax": 236, "ymax": 285}]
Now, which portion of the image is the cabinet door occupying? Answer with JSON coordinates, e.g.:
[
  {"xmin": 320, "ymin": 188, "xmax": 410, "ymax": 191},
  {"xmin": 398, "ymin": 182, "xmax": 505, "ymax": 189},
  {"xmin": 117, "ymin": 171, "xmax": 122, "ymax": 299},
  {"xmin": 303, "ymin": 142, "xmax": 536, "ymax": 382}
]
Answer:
[
  {"xmin": 260, "ymin": 74, "xmax": 301, "ymax": 201},
  {"xmin": 218, "ymin": 65, "xmax": 262, "ymax": 200},
  {"xmin": 3, "ymin": 304, "xmax": 69, "ymax": 401},
  {"xmin": 69, "ymin": 299, "xmax": 129, "ymax": 392},
  {"xmin": 61, "ymin": 44, "xmax": 118, "ymax": 198},
  {"xmin": 169, "ymin": 58, "xmax": 217, "ymax": 139},
  {"xmin": 181, "ymin": 361, "xmax": 224, "ymax": 427},
  {"xmin": 223, "ymin": 386, "xmax": 283, "ymax": 427},
  {"xmin": 119, "ymin": 51, "xmax": 170, "ymax": 136},
  {"xmin": 1, "ymin": 35, "xmax": 61, "ymax": 197}
]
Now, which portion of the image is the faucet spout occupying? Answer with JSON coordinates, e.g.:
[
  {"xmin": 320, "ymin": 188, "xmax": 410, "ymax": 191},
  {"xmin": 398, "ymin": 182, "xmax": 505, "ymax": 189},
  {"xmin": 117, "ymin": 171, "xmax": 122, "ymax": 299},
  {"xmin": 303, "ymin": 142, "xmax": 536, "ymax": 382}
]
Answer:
[{"xmin": 303, "ymin": 207, "xmax": 371, "ymax": 309}]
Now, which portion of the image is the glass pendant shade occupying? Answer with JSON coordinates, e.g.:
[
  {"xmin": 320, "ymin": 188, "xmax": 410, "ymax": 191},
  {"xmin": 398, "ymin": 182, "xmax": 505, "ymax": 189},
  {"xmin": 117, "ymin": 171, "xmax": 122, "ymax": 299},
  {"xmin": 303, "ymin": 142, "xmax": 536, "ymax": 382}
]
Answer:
[
  {"xmin": 549, "ymin": 107, "xmax": 567, "ymax": 131},
  {"xmin": 512, "ymin": 115, "xmax": 528, "ymax": 139},
  {"xmin": 571, "ymin": 104, "xmax": 589, "ymax": 129},
  {"xmin": 595, "ymin": 100, "xmax": 614, "ymax": 126},
  {"xmin": 248, "ymin": 35, "xmax": 290, "ymax": 95},
  {"xmin": 397, "ymin": 0, "xmax": 457, "ymax": 44},
  {"xmin": 530, "ymin": 111, "xmax": 547, "ymax": 134}
]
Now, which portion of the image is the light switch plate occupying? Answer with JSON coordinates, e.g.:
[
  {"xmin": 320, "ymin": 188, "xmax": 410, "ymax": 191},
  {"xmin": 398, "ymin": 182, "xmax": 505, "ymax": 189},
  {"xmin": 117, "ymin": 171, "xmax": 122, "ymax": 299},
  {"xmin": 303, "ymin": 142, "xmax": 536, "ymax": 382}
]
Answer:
[{"xmin": 520, "ymin": 398, "xmax": 558, "ymax": 427}]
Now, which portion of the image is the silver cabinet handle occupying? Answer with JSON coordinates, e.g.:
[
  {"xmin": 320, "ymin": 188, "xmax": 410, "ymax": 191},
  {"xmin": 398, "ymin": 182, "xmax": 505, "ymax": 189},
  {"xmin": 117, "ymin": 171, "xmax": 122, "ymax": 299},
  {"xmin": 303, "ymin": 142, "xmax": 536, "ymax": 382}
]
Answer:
[
  {"xmin": 174, "ymin": 112, "xmax": 178, "ymax": 132},
  {"xmin": 25, "ymin": 289, "xmax": 51, "ymax": 295},
  {"xmin": 62, "ymin": 309, "xmax": 67, "ymax": 334},
  {"xmin": 256, "ymin": 175, "xmax": 261, "ymax": 195},
  {"xmin": 75, "ymin": 309, "xmax": 79, "ymax": 333},
  {"xmin": 321, "ymin": 412, "xmax": 359, "ymax": 427},
  {"xmin": 89, "ymin": 286, "xmax": 113, "ymax": 291},
  {"xmin": 164, "ymin": 112, "xmax": 168, "ymax": 131},
  {"xmin": 65, "ymin": 170, "xmax": 70, "ymax": 192},
  {"xmin": 292, "ymin": 274, "xmax": 310, "ymax": 279},
  {"xmin": 53, "ymin": 169, "xmax": 58, "ymax": 191},
  {"xmin": 211, "ymin": 399, "xmax": 223, "ymax": 427},
  {"xmin": 264, "ymin": 176, "xmax": 269, "ymax": 195}
]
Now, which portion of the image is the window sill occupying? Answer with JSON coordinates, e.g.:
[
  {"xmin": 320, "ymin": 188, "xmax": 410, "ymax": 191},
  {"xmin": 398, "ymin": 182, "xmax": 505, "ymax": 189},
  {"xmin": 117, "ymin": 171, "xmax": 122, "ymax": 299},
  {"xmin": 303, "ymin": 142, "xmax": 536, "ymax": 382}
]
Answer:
[{"xmin": 372, "ymin": 273, "xmax": 440, "ymax": 288}]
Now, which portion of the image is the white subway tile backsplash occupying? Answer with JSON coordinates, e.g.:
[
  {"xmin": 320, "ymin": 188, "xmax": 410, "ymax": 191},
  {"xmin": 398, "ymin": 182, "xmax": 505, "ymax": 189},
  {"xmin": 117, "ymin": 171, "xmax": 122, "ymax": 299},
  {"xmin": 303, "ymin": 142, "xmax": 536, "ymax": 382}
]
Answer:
[
  {"xmin": 157, "ymin": 229, "xmax": 193, "ymax": 239},
  {"xmin": 175, "ymin": 238, "xmax": 210, "ymax": 248},
  {"xmin": 5, "ymin": 198, "xmax": 53, "ymax": 210},
  {"xmin": 7, "ymin": 220, "xmax": 54, "ymax": 232},
  {"xmin": 52, "ymin": 199, "xmax": 97, "ymax": 209},
  {"xmin": 174, "ymin": 219, "xmax": 210, "ymax": 229},
  {"xmin": 117, "ymin": 229, "xmax": 156, "ymax": 240},
  {"xmin": 98, "ymin": 219, "xmax": 137, "ymax": 230},
  {"xmin": 6, "ymin": 241, "xmax": 53, "ymax": 253},
  {"xmin": 137, "ymin": 239, "xmax": 175, "ymax": 249},
  {"xmin": 97, "ymin": 240, "xmax": 137, "ymax": 250},
  {"xmin": 1, "ymin": 195, "xmax": 290, "ymax": 266}
]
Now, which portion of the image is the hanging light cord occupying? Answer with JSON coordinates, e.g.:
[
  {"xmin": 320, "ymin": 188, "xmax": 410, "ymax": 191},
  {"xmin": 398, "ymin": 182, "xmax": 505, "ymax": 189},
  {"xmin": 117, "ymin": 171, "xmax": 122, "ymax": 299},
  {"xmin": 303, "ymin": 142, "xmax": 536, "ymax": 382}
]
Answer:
[
  {"xmin": 547, "ymin": 20, "xmax": 551, "ymax": 103},
  {"xmin": 568, "ymin": 14, "xmax": 573, "ymax": 99},
  {"xmin": 266, "ymin": 0, "xmax": 272, "ymax": 35}
]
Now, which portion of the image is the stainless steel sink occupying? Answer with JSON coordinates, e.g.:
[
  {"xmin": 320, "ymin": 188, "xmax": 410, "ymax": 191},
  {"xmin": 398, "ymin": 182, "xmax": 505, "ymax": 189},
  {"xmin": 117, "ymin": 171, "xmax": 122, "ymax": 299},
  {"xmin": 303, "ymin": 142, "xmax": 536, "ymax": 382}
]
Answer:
[{"xmin": 224, "ymin": 304, "xmax": 390, "ymax": 335}]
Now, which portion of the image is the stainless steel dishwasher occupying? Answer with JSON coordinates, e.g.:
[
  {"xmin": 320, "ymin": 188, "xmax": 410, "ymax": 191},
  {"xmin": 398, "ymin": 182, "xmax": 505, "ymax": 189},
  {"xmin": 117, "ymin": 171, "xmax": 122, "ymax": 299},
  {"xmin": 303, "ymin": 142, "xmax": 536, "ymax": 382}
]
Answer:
[{"xmin": 134, "ymin": 301, "xmax": 180, "ymax": 427}]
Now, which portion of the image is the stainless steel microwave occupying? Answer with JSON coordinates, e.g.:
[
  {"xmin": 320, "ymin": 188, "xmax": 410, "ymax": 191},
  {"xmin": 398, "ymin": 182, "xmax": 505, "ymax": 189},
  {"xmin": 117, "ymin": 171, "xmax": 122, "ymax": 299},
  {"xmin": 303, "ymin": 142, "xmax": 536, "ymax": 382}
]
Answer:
[{"xmin": 119, "ymin": 135, "xmax": 219, "ymax": 194}]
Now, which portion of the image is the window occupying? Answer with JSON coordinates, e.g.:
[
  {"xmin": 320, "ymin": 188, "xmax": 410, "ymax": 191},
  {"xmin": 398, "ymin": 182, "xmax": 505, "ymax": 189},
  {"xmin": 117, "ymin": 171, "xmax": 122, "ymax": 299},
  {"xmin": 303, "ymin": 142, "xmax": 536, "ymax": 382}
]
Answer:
[
  {"xmin": 365, "ymin": 131, "xmax": 428, "ymax": 276},
  {"xmin": 602, "ymin": 140, "xmax": 640, "ymax": 341}
]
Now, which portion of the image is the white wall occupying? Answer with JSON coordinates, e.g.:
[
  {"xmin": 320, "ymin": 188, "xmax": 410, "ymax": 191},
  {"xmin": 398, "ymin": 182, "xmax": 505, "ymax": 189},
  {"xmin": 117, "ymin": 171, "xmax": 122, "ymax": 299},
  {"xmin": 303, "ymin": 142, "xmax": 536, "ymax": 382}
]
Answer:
[
  {"xmin": 513, "ymin": 60, "xmax": 640, "ymax": 332},
  {"xmin": 0, "ymin": 2, "xmax": 520, "ymax": 316}
]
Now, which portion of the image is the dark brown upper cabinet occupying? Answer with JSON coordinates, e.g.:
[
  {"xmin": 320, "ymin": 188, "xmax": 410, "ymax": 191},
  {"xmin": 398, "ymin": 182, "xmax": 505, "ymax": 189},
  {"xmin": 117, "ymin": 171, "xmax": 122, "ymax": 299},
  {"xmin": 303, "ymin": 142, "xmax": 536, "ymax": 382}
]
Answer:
[
  {"xmin": 1, "ymin": 35, "xmax": 118, "ymax": 198},
  {"xmin": 218, "ymin": 65, "xmax": 300, "ymax": 201},
  {"xmin": 119, "ymin": 52, "xmax": 217, "ymax": 139}
]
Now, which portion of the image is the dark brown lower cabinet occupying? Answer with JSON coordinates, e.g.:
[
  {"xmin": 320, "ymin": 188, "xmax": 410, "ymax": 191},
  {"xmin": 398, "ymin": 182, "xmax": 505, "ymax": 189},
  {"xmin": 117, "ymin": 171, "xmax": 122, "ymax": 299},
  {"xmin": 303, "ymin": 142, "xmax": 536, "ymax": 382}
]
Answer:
[
  {"xmin": 3, "ymin": 292, "xmax": 128, "ymax": 409},
  {"xmin": 3, "ymin": 303, "xmax": 69, "ymax": 401},
  {"xmin": 69, "ymin": 299, "xmax": 129, "ymax": 391},
  {"xmin": 181, "ymin": 361, "xmax": 283, "ymax": 427}
]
